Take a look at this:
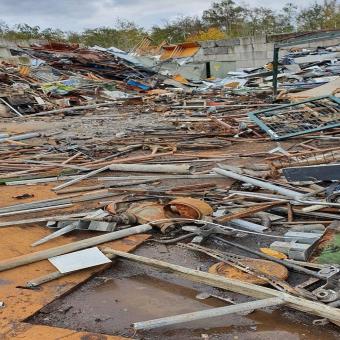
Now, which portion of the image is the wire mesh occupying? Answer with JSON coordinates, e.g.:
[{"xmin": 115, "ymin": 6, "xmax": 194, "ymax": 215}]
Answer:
[{"xmin": 248, "ymin": 95, "xmax": 340, "ymax": 139}]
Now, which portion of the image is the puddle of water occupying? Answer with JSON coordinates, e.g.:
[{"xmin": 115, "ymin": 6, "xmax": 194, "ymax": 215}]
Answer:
[
  {"xmin": 29, "ymin": 245, "xmax": 339, "ymax": 340},
  {"xmin": 51, "ymin": 273, "xmax": 336, "ymax": 340}
]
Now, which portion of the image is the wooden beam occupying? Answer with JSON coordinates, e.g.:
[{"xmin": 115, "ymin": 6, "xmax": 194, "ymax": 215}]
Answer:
[{"xmin": 100, "ymin": 246, "xmax": 340, "ymax": 322}]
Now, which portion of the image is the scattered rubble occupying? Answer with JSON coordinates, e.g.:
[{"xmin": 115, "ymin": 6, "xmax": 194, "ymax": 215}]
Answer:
[{"xmin": 1, "ymin": 32, "xmax": 340, "ymax": 340}]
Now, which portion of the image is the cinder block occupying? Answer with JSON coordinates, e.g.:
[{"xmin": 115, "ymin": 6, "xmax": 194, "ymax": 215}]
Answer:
[
  {"xmin": 192, "ymin": 55, "xmax": 208, "ymax": 62},
  {"xmin": 0, "ymin": 47, "xmax": 11, "ymax": 58},
  {"xmin": 267, "ymin": 50, "xmax": 274, "ymax": 59},
  {"xmin": 215, "ymin": 54, "xmax": 238, "ymax": 62},
  {"xmin": 239, "ymin": 52, "xmax": 255, "ymax": 61},
  {"xmin": 253, "ymin": 35, "xmax": 267, "ymax": 44},
  {"xmin": 239, "ymin": 37, "xmax": 253, "ymax": 45},
  {"xmin": 236, "ymin": 60, "xmax": 255, "ymax": 68},
  {"xmin": 234, "ymin": 44, "xmax": 254, "ymax": 53},
  {"xmin": 0, "ymin": 39, "xmax": 8, "ymax": 47},
  {"xmin": 215, "ymin": 38, "xmax": 240, "ymax": 47},
  {"xmin": 204, "ymin": 47, "xmax": 228, "ymax": 55},
  {"xmin": 253, "ymin": 51, "xmax": 268, "ymax": 59},
  {"xmin": 198, "ymin": 40, "xmax": 217, "ymax": 48},
  {"xmin": 254, "ymin": 43, "xmax": 272, "ymax": 52},
  {"xmin": 253, "ymin": 59, "xmax": 270, "ymax": 67},
  {"xmin": 264, "ymin": 43, "xmax": 275, "ymax": 51}
]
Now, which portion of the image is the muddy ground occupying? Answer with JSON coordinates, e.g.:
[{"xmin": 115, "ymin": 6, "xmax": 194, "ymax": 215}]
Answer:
[
  {"xmin": 1, "ymin": 108, "xmax": 339, "ymax": 339},
  {"xmin": 28, "ymin": 243, "xmax": 339, "ymax": 340}
]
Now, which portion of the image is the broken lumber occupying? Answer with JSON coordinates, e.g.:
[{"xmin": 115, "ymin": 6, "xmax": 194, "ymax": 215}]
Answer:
[{"xmin": 0, "ymin": 224, "xmax": 152, "ymax": 272}]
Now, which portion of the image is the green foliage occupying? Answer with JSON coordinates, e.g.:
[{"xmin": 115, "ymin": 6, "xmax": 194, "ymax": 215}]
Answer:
[
  {"xmin": 316, "ymin": 234, "xmax": 340, "ymax": 265},
  {"xmin": 0, "ymin": 1, "xmax": 339, "ymax": 48},
  {"xmin": 187, "ymin": 28, "xmax": 229, "ymax": 42},
  {"xmin": 202, "ymin": 0, "xmax": 246, "ymax": 36},
  {"xmin": 150, "ymin": 16, "xmax": 207, "ymax": 45}
]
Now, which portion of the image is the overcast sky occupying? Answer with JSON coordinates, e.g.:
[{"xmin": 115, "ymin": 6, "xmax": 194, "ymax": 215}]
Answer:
[{"xmin": 0, "ymin": 0, "xmax": 324, "ymax": 32}]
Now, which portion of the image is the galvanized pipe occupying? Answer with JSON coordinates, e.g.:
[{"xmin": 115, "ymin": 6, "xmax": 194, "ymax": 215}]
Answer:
[
  {"xmin": 230, "ymin": 219, "xmax": 268, "ymax": 232},
  {"xmin": 108, "ymin": 163, "xmax": 196, "ymax": 174},
  {"xmin": 0, "ymin": 133, "xmax": 40, "ymax": 143},
  {"xmin": 0, "ymin": 98, "xmax": 23, "ymax": 117},
  {"xmin": 0, "ymin": 204, "xmax": 72, "ymax": 217},
  {"xmin": 99, "ymin": 174, "xmax": 223, "ymax": 181},
  {"xmin": 52, "ymin": 165, "xmax": 110, "ymax": 191},
  {"xmin": 0, "ymin": 223, "xmax": 152, "ymax": 272},
  {"xmin": 132, "ymin": 297, "xmax": 284, "ymax": 330},
  {"xmin": 213, "ymin": 167, "xmax": 304, "ymax": 200}
]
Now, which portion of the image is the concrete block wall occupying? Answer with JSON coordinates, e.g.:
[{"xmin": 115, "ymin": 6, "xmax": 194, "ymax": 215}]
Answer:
[
  {"xmin": 193, "ymin": 33, "xmax": 340, "ymax": 70},
  {"xmin": 0, "ymin": 38, "xmax": 45, "ymax": 65}
]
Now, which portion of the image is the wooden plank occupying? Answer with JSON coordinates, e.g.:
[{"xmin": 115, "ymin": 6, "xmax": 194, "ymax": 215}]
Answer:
[
  {"xmin": 0, "ymin": 225, "xmax": 149, "ymax": 338},
  {"xmin": 216, "ymin": 201, "xmax": 288, "ymax": 223}
]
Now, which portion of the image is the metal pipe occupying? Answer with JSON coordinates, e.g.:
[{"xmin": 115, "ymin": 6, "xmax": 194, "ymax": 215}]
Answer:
[
  {"xmin": 0, "ymin": 98, "xmax": 23, "ymax": 117},
  {"xmin": 213, "ymin": 167, "xmax": 304, "ymax": 200},
  {"xmin": 99, "ymin": 174, "xmax": 223, "ymax": 181},
  {"xmin": 19, "ymin": 102, "xmax": 117, "ymax": 118},
  {"xmin": 5, "ymin": 175, "xmax": 79, "ymax": 186},
  {"xmin": 53, "ymin": 165, "xmax": 110, "ymax": 191},
  {"xmin": 99, "ymin": 246, "xmax": 340, "ymax": 321},
  {"xmin": 0, "ymin": 204, "xmax": 72, "ymax": 217},
  {"xmin": 23, "ymin": 159, "xmax": 90, "ymax": 171},
  {"xmin": 108, "ymin": 163, "xmax": 196, "ymax": 174},
  {"xmin": 272, "ymin": 46, "xmax": 280, "ymax": 96},
  {"xmin": 0, "ymin": 213, "xmax": 87, "ymax": 228},
  {"xmin": 0, "ymin": 133, "xmax": 40, "ymax": 143},
  {"xmin": 0, "ymin": 224, "xmax": 152, "ymax": 272},
  {"xmin": 230, "ymin": 219, "xmax": 268, "ymax": 232},
  {"xmin": 30, "ymin": 221, "xmax": 79, "ymax": 247},
  {"xmin": 132, "ymin": 297, "xmax": 284, "ymax": 330}
]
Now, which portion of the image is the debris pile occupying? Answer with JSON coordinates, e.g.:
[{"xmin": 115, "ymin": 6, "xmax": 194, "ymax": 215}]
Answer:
[{"xmin": 1, "ymin": 33, "xmax": 340, "ymax": 339}]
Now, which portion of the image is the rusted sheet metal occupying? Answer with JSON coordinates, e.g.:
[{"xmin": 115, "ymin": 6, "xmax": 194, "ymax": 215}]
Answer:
[
  {"xmin": 164, "ymin": 197, "xmax": 214, "ymax": 219},
  {"xmin": 208, "ymin": 259, "xmax": 289, "ymax": 285},
  {"xmin": 127, "ymin": 202, "xmax": 167, "ymax": 224},
  {"xmin": 0, "ymin": 225, "xmax": 149, "ymax": 338}
]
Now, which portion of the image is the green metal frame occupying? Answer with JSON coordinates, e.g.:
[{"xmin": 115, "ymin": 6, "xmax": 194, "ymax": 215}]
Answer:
[{"xmin": 247, "ymin": 95, "xmax": 340, "ymax": 140}]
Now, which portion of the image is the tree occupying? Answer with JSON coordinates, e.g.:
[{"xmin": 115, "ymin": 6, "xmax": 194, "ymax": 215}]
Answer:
[
  {"xmin": 114, "ymin": 18, "xmax": 147, "ymax": 51},
  {"xmin": 240, "ymin": 7, "xmax": 281, "ymax": 36},
  {"xmin": 150, "ymin": 16, "xmax": 206, "ymax": 44},
  {"xmin": 187, "ymin": 28, "xmax": 229, "ymax": 42},
  {"xmin": 297, "ymin": 2, "xmax": 325, "ymax": 31},
  {"xmin": 202, "ymin": 0, "xmax": 246, "ymax": 36},
  {"xmin": 279, "ymin": 3, "xmax": 299, "ymax": 32},
  {"xmin": 81, "ymin": 19, "xmax": 146, "ymax": 50},
  {"xmin": 66, "ymin": 31, "xmax": 82, "ymax": 44},
  {"xmin": 41, "ymin": 28, "xmax": 65, "ymax": 42},
  {"xmin": 322, "ymin": 0, "xmax": 340, "ymax": 29},
  {"xmin": 0, "ymin": 20, "xmax": 9, "ymax": 36}
]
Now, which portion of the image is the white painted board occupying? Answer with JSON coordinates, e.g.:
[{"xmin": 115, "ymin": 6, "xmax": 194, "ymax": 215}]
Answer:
[{"xmin": 48, "ymin": 247, "xmax": 111, "ymax": 273}]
